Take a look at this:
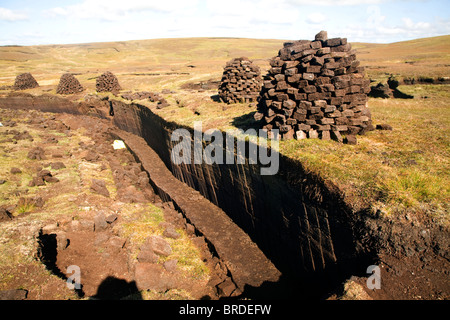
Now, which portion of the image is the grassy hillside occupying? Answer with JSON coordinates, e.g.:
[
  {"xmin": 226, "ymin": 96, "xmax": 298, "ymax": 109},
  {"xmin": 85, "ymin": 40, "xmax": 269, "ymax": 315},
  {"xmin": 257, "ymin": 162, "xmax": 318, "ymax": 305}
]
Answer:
[{"xmin": 0, "ymin": 35, "xmax": 449, "ymax": 225}]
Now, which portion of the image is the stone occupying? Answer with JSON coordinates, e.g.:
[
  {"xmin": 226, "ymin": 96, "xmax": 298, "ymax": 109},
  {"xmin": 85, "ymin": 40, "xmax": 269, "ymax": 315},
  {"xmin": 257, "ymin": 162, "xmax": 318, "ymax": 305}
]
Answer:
[
  {"xmin": 163, "ymin": 226, "xmax": 181, "ymax": 239},
  {"xmin": 90, "ymin": 179, "xmax": 110, "ymax": 197},
  {"xmin": 0, "ymin": 289, "xmax": 28, "ymax": 300},
  {"xmin": 163, "ymin": 259, "xmax": 178, "ymax": 273},
  {"xmin": 134, "ymin": 263, "xmax": 175, "ymax": 291},
  {"xmin": 308, "ymin": 129, "xmax": 319, "ymax": 139},
  {"xmin": 143, "ymin": 235, "xmax": 172, "ymax": 257},
  {"xmin": 295, "ymin": 130, "xmax": 307, "ymax": 140},
  {"xmin": 331, "ymin": 130, "xmax": 343, "ymax": 143},
  {"xmin": 105, "ymin": 214, "xmax": 118, "ymax": 224},
  {"xmin": 376, "ymin": 124, "xmax": 393, "ymax": 130},
  {"xmin": 56, "ymin": 232, "xmax": 69, "ymax": 251},
  {"xmin": 27, "ymin": 147, "xmax": 45, "ymax": 160},
  {"xmin": 315, "ymin": 30, "xmax": 328, "ymax": 41},
  {"xmin": 321, "ymin": 130, "xmax": 331, "ymax": 140},
  {"xmin": 0, "ymin": 208, "xmax": 13, "ymax": 222},
  {"xmin": 344, "ymin": 135, "xmax": 357, "ymax": 145},
  {"xmin": 10, "ymin": 167, "xmax": 22, "ymax": 174},
  {"xmin": 217, "ymin": 278, "xmax": 237, "ymax": 297},
  {"xmin": 137, "ymin": 247, "xmax": 159, "ymax": 263},
  {"xmin": 83, "ymin": 150, "xmax": 99, "ymax": 162},
  {"xmin": 94, "ymin": 212, "xmax": 108, "ymax": 231},
  {"xmin": 50, "ymin": 162, "xmax": 66, "ymax": 170}
]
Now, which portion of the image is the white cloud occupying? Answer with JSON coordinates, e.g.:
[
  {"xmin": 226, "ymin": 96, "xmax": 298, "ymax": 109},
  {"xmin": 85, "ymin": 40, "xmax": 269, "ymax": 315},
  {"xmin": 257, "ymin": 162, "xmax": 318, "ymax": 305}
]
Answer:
[
  {"xmin": 306, "ymin": 12, "xmax": 327, "ymax": 24},
  {"xmin": 0, "ymin": 7, "xmax": 28, "ymax": 21},
  {"xmin": 44, "ymin": 0, "xmax": 199, "ymax": 21},
  {"xmin": 287, "ymin": 0, "xmax": 387, "ymax": 5}
]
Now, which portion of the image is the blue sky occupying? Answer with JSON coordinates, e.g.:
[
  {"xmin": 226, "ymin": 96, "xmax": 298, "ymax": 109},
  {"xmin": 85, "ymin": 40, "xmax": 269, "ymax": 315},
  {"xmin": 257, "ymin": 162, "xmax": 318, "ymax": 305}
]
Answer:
[{"xmin": 0, "ymin": 0, "xmax": 449, "ymax": 45}]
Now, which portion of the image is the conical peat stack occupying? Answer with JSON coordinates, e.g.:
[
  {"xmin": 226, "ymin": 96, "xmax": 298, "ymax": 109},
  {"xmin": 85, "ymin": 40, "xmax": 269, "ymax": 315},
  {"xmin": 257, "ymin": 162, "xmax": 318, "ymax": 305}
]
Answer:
[
  {"xmin": 56, "ymin": 73, "xmax": 84, "ymax": 94},
  {"xmin": 13, "ymin": 73, "xmax": 39, "ymax": 90},
  {"xmin": 218, "ymin": 57, "xmax": 262, "ymax": 104},
  {"xmin": 96, "ymin": 71, "xmax": 121, "ymax": 93},
  {"xmin": 254, "ymin": 31, "xmax": 373, "ymax": 144}
]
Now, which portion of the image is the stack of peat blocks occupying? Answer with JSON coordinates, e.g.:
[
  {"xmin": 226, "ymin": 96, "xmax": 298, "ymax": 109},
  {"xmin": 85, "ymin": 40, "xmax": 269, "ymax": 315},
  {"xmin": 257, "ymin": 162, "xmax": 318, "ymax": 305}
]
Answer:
[
  {"xmin": 254, "ymin": 31, "xmax": 373, "ymax": 144},
  {"xmin": 218, "ymin": 57, "xmax": 262, "ymax": 104}
]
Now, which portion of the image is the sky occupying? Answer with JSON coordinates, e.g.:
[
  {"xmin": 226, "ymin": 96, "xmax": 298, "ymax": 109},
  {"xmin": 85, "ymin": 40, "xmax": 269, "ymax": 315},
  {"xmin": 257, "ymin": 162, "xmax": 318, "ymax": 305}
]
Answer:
[{"xmin": 0, "ymin": 0, "xmax": 449, "ymax": 46}]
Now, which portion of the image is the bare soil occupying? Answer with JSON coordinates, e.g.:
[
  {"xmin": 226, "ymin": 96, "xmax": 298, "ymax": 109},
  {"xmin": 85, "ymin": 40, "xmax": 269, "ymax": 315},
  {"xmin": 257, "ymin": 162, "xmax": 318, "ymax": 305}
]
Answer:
[{"xmin": 0, "ymin": 107, "xmax": 227, "ymax": 300}]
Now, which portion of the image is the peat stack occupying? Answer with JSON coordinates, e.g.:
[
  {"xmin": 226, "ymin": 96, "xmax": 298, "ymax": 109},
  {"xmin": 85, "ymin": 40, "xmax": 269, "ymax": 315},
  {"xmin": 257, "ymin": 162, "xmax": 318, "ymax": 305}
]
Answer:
[
  {"xmin": 96, "ymin": 71, "xmax": 121, "ymax": 93},
  {"xmin": 56, "ymin": 73, "xmax": 84, "ymax": 95},
  {"xmin": 13, "ymin": 73, "xmax": 39, "ymax": 90},
  {"xmin": 218, "ymin": 57, "xmax": 262, "ymax": 104},
  {"xmin": 254, "ymin": 31, "xmax": 373, "ymax": 144}
]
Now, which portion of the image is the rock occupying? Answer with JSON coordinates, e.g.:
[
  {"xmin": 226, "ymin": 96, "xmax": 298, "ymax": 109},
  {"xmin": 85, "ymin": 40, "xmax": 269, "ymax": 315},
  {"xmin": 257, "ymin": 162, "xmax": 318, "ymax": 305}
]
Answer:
[
  {"xmin": 137, "ymin": 247, "xmax": 159, "ymax": 263},
  {"xmin": 27, "ymin": 147, "xmax": 46, "ymax": 160},
  {"xmin": 0, "ymin": 208, "xmax": 13, "ymax": 222},
  {"xmin": 105, "ymin": 214, "xmax": 118, "ymax": 224},
  {"xmin": 295, "ymin": 130, "xmax": 307, "ymax": 140},
  {"xmin": 0, "ymin": 289, "xmax": 28, "ymax": 300},
  {"xmin": 315, "ymin": 30, "xmax": 328, "ymax": 41},
  {"xmin": 28, "ymin": 176, "xmax": 45, "ymax": 187},
  {"xmin": 134, "ymin": 263, "xmax": 175, "ymax": 291},
  {"xmin": 308, "ymin": 129, "xmax": 319, "ymax": 139},
  {"xmin": 10, "ymin": 167, "xmax": 22, "ymax": 174},
  {"xmin": 163, "ymin": 226, "xmax": 181, "ymax": 239},
  {"xmin": 344, "ymin": 135, "xmax": 357, "ymax": 145},
  {"xmin": 142, "ymin": 235, "xmax": 172, "ymax": 257},
  {"xmin": 94, "ymin": 212, "xmax": 108, "ymax": 231},
  {"xmin": 56, "ymin": 232, "xmax": 69, "ymax": 251},
  {"xmin": 94, "ymin": 232, "xmax": 110, "ymax": 246},
  {"xmin": 163, "ymin": 259, "xmax": 178, "ymax": 273},
  {"xmin": 217, "ymin": 278, "xmax": 237, "ymax": 297},
  {"xmin": 43, "ymin": 175, "xmax": 59, "ymax": 183},
  {"xmin": 376, "ymin": 124, "xmax": 393, "ymax": 130},
  {"xmin": 90, "ymin": 179, "xmax": 110, "ymax": 197},
  {"xmin": 83, "ymin": 150, "xmax": 99, "ymax": 162},
  {"xmin": 42, "ymin": 223, "xmax": 58, "ymax": 234},
  {"xmin": 50, "ymin": 162, "xmax": 66, "ymax": 170},
  {"xmin": 331, "ymin": 130, "xmax": 343, "ymax": 143}
]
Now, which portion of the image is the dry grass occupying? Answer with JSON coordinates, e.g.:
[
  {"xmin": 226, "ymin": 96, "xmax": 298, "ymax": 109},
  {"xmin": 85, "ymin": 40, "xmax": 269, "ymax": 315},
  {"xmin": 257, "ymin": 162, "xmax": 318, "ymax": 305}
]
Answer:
[{"xmin": 0, "ymin": 35, "xmax": 449, "ymax": 225}]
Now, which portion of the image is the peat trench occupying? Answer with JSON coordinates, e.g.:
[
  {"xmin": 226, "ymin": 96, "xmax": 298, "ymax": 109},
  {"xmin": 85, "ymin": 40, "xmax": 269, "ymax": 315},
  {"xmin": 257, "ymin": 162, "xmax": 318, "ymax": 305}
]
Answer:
[{"xmin": 0, "ymin": 92, "xmax": 448, "ymax": 299}]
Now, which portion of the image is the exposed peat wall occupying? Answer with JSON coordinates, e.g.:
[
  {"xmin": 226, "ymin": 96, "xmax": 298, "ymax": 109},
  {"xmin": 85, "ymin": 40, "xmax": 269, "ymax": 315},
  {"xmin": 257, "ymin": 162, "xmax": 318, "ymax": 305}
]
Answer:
[{"xmin": 109, "ymin": 100, "xmax": 377, "ymax": 297}]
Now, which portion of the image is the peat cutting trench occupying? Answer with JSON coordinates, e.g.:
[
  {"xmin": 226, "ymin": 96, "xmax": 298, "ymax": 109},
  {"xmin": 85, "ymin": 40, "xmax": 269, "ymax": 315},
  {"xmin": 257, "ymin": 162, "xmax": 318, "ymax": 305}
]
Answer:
[{"xmin": 0, "ymin": 92, "xmax": 448, "ymax": 300}]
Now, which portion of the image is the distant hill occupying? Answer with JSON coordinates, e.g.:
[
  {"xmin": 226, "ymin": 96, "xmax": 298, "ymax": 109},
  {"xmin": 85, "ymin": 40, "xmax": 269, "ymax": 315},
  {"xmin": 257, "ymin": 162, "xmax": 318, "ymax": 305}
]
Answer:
[{"xmin": 0, "ymin": 35, "xmax": 448, "ymax": 87}]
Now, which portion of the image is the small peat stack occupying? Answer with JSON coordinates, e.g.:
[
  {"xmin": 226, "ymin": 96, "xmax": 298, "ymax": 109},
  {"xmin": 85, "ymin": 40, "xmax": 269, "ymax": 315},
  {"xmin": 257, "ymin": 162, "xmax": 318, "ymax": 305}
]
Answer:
[
  {"xmin": 13, "ymin": 73, "xmax": 39, "ymax": 90},
  {"xmin": 96, "ymin": 71, "xmax": 121, "ymax": 93},
  {"xmin": 254, "ymin": 31, "xmax": 373, "ymax": 144},
  {"xmin": 218, "ymin": 57, "xmax": 262, "ymax": 104},
  {"xmin": 56, "ymin": 73, "xmax": 84, "ymax": 95}
]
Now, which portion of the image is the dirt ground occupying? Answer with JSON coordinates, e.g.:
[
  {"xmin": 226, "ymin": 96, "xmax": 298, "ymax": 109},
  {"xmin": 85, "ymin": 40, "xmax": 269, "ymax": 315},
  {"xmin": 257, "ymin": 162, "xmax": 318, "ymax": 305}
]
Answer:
[
  {"xmin": 0, "ymin": 107, "xmax": 231, "ymax": 300},
  {"xmin": 0, "ymin": 106, "xmax": 448, "ymax": 300}
]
